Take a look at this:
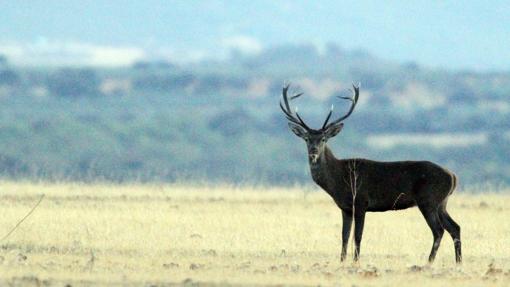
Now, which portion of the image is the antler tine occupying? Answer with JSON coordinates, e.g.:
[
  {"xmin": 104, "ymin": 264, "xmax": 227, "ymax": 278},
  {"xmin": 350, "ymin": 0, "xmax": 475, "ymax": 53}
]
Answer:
[
  {"xmin": 291, "ymin": 92, "xmax": 303, "ymax": 100},
  {"xmin": 324, "ymin": 83, "xmax": 360, "ymax": 129},
  {"xmin": 279, "ymin": 101, "xmax": 303, "ymax": 125},
  {"xmin": 295, "ymin": 110, "xmax": 310, "ymax": 130},
  {"xmin": 321, "ymin": 105, "xmax": 334, "ymax": 130},
  {"xmin": 282, "ymin": 83, "xmax": 292, "ymax": 113},
  {"xmin": 280, "ymin": 84, "xmax": 310, "ymax": 130}
]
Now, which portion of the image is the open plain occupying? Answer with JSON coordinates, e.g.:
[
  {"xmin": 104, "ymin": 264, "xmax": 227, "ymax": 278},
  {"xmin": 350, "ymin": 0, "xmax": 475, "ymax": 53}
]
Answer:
[{"xmin": 0, "ymin": 181, "xmax": 509, "ymax": 286}]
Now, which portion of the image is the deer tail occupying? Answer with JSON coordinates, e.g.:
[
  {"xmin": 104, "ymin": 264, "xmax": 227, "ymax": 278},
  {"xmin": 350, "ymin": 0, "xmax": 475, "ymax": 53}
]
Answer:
[{"xmin": 449, "ymin": 173, "xmax": 457, "ymax": 196}]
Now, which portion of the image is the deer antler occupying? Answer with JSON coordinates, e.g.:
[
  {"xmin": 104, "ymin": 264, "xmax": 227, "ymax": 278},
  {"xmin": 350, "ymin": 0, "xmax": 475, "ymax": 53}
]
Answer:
[
  {"xmin": 279, "ymin": 84, "xmax": 310, "ymax": 130},
  {"xmin": 322, "ymin": 83, "xmax": 360, "ymax": 130}
]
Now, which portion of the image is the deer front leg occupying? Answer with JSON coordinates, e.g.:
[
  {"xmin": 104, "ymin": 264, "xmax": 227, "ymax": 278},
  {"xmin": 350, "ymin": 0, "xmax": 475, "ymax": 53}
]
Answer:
[
  {"xmin": 341, "ymin": 210, "xmax": 353, "ymax": 261},
  {"xmin": 353, "ymin": 210, "xmax": 366, "ymax": 261}
]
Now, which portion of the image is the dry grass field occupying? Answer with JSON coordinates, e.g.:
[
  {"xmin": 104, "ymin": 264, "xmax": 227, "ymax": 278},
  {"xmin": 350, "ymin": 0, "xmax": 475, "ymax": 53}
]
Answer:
[{"xmin": 0, "ymin": 181, "xmax": 509, "ymax": 286}]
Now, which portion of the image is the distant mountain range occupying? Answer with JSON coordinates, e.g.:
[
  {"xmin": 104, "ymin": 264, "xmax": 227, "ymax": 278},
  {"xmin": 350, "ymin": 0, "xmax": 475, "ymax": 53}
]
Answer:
[{"xmin": 0, "ymin": 41, "xmax": 509, "ymax": 184}]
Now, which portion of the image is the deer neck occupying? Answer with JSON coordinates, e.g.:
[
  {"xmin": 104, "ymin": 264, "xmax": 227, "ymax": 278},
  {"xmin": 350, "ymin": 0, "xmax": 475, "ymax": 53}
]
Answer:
[{"xmin": 309, "ymin": 145, "xmax": 336, "ymax": 189}]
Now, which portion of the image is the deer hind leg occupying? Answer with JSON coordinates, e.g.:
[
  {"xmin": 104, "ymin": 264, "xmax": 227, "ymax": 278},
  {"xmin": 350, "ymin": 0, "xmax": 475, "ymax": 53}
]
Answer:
[
  {"xmin": 341, "ymin": 210, "xmax": 353, "ymax": 262},
  {"xmin": 418, "ymin": 205, "xmax": 445, "ymax": 263},
  {"xmin": 438, "ymin": 202, "xmax": 462, "ymax": 263}
]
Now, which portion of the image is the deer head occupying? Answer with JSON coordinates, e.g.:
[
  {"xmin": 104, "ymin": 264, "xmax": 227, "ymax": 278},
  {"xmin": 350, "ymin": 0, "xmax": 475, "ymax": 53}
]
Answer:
[{"xmin": 280, "ymin": 83, "xmax": 360, "ymax": 163}]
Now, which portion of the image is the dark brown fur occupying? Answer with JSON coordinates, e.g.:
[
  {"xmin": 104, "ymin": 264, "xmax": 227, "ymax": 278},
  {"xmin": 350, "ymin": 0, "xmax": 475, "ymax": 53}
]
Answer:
[{"xmin": 310, "ymin": 146, "xmax": 461, "ymax": 263}]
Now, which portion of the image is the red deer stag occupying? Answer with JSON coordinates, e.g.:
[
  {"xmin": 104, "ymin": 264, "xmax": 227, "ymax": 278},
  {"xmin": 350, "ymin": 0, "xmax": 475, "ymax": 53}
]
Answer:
[{"xmin": 280, "ymin": 83, "xmax": 461, "ymax": 263}]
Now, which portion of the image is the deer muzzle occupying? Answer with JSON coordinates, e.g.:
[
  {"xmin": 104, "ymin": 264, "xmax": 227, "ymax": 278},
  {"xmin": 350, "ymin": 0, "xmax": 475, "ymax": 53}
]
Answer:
[{"xmin": 309, "ymin": 153, "xmax": 319, "ymax": 163}]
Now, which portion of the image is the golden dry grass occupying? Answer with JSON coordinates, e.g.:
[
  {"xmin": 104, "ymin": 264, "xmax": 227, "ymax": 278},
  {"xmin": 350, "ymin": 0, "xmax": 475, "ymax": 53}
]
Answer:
[{"xmin": 0, "ymin": 181, "xmax": 509, "ymax": 286}]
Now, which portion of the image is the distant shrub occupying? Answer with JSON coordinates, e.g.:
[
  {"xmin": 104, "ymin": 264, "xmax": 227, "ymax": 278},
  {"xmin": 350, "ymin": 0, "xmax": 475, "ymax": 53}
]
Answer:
[{"xmin": 47, "ymin": 68, "xmax": 100, "ymax": 98}]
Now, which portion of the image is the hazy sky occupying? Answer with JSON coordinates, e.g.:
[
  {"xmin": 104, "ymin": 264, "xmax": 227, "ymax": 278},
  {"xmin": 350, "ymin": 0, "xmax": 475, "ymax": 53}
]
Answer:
[{"xmin": 1, "ymin": 1, "xmax": 509, "ymax": 70}]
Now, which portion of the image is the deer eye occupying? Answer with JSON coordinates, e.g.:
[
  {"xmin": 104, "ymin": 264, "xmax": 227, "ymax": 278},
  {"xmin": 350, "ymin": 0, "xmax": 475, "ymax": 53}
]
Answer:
[{"xmin": 321, "ymin": 138, "xmax": 326, "ymax": 142}]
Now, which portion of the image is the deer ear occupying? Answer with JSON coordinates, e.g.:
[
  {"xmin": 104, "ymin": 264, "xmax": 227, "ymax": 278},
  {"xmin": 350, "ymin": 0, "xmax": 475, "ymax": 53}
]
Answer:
[
  {"xmin": 325, "ymin": 123, "xmax": 343, "ymax": 138},
  {"xmin": 288, "ymin": 122, "xmax": 307, "ymax": 138}
]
